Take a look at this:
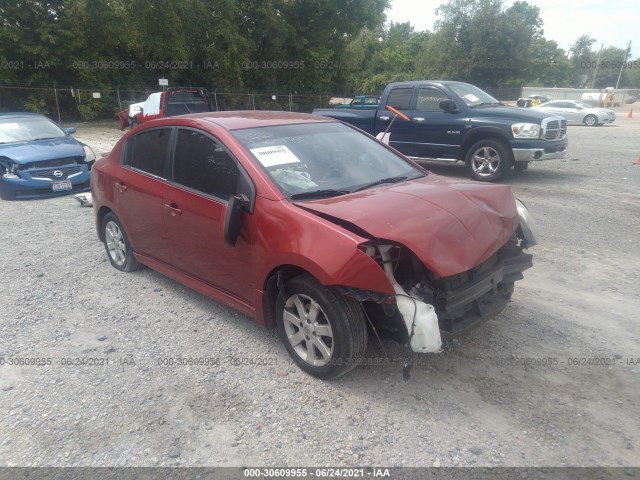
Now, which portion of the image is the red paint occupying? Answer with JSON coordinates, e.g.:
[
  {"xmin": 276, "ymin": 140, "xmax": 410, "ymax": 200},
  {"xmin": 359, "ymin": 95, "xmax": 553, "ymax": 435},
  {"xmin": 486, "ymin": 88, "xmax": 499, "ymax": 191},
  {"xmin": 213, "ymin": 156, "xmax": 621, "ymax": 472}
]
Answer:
[{"xmin": 92, "ymin": 112, "xmax": 520, "ymax": 327}]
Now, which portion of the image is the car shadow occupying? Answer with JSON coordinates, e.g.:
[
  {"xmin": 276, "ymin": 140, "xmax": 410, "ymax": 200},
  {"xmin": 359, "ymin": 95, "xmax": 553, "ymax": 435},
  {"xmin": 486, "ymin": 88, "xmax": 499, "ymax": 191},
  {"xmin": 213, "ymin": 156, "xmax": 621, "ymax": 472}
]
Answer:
[{"xmin": 415, "ymin": 160, "xmax": 586, "ymax": 186}]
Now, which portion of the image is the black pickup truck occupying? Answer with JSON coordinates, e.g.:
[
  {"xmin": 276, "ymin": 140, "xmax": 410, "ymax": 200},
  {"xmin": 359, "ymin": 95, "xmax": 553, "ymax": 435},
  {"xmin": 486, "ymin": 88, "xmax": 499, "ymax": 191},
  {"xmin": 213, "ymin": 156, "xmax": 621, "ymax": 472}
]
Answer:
[{"xmin": 313, "ymin": 81, "xmax": 568, "ymax": 182}]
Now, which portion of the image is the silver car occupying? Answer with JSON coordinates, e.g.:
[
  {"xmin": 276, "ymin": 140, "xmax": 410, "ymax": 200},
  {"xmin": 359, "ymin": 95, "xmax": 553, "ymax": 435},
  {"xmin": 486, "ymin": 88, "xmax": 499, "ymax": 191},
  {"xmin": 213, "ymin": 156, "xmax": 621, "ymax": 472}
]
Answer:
[{"xmin": 533, "ymin": 100, "xmax": 615, "ymax": 126}]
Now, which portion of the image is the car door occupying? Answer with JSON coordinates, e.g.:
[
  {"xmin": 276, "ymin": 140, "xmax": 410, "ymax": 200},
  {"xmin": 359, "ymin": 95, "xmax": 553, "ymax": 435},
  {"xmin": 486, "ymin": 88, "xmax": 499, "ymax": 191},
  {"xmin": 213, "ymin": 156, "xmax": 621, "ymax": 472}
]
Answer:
[
  {"xmin": 405, "ymin": 86, "xmax": 465, "ymax": 159},
  {"xmin": 162, "ymin": 127, "xmax": 257, "ymax": 304},
  {"xmin": 564, "ymin": 103, "xmax": 585, "ymax": 123},
  {"xmin": 378, "ymin": 86, "xmax": 415, "ymax": 153},
  {"xmin": 115, "ymin": 127, "xmax": 173, "ymax": 264},
  {"xmin": 540, "ymin": 101, "xmax": 565, "ymax": 117}
]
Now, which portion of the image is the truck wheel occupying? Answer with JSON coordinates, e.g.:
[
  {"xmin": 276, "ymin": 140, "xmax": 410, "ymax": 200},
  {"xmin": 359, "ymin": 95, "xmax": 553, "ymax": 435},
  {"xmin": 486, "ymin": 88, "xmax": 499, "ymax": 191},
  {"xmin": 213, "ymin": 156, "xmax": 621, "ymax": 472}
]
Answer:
[
  {"xmin": 465, "ymin": 140, "xmax": 511, "ymax": 182},
  {"xmin": 584, "ymin": 114, "xmax": 598, "ymax": 126},
  {"xmin": 276, "ymin": 274, "xmax": 367, "ymax": 379},
  {"xmin": 130, "ymin": 118, "xmax": 139, "ymax": 129}
]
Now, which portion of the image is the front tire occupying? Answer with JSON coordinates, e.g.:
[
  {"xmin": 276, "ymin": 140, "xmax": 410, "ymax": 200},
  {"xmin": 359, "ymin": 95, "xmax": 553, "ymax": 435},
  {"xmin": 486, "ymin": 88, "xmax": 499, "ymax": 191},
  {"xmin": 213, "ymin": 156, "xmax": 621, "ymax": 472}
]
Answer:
[
  {"xmin": 465, "ymin": 139, "xmax": 511, "ymax": 182},
  {"xmin": 276, "ymin": 275, "xmax": 367, "ymax": 379},
  {"xmin": 584, "ymin": 114, "xmax": 598, "ymax": 126},
  {"xmin": 101, "ymin": 212, "xmax": 141, "ymax": 272}
]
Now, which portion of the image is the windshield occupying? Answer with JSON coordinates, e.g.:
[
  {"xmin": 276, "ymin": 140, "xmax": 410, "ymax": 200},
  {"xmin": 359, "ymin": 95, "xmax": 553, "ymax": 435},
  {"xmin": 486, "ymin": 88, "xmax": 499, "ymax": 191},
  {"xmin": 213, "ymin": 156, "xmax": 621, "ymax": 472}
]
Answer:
[
  {"xmin": 448, "ymin": 83, "xmax": 500, "ymax": 107},
  {"xmin": 0, "ymin": 116, "xmax": 66, "ymax": 144},
  {"xmin": 232, "ymin": 122, "xmax": 424, "ymax": 198}
]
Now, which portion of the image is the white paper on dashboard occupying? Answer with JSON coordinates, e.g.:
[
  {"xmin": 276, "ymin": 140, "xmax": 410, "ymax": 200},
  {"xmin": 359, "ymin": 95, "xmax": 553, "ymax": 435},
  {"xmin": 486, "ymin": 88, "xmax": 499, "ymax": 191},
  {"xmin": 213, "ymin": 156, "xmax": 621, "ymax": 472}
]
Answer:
[{"xmin": 250, "ymin": 145, "xmax": 301, "ymax": 167}]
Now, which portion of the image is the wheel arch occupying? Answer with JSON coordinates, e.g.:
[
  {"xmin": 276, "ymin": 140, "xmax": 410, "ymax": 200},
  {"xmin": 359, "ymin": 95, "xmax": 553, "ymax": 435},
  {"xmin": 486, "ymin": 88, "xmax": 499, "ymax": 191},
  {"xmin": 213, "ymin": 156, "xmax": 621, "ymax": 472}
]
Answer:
[
  {"xmin": 96, "ymin": 206, "xmax": 113, "ymax": 241},
  {"xmin": 461, "ymin": 130, "xmax": 512, "ymax": 160},
  {"xmin": 262, "ymin": 264, "xmax": 312, "ymax": 330}
]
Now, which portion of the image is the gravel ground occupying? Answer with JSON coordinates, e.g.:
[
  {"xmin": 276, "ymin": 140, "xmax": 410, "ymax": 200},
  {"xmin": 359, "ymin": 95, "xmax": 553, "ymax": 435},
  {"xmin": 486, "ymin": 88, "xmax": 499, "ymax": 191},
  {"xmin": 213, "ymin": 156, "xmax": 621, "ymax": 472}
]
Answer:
[{"xmin": 1, "ymin": 111, "xmax": 639, "ymax": 469}]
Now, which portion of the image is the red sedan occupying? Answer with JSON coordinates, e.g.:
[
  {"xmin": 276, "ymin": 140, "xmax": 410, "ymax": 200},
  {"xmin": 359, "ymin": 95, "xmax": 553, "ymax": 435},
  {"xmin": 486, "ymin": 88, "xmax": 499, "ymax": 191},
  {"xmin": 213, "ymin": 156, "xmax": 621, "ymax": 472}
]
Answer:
[{"xmin": 92, "ymin": 111, "xmax": 536, "ymax": 379}]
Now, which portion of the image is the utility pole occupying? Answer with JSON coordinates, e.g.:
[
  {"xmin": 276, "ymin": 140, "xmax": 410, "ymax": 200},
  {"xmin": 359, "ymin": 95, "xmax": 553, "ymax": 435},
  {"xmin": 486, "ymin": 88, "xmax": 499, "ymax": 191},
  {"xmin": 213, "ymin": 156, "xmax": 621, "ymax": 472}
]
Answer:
[
  {"xmin": 590, "ymin": 43, "xmax": 604, "ymax": 89},
  {"xmin": 615, "ymin": 40, "xmax": 632, "ymax": 89}
]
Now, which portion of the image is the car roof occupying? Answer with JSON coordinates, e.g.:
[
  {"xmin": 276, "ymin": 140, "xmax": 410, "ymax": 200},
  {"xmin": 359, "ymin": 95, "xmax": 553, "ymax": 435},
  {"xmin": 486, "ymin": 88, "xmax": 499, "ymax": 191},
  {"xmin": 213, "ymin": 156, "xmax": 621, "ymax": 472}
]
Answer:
[
  {"xmin": 0, "ymin": 112, "xmax": 47, "ymax": 120},
  {"xmin": 385, "ymin": 80, "xmax": 469, "ymax": 88},
  {"xmin": 149, "ymin": 111, "xmax": 338, "ymax": 131}
]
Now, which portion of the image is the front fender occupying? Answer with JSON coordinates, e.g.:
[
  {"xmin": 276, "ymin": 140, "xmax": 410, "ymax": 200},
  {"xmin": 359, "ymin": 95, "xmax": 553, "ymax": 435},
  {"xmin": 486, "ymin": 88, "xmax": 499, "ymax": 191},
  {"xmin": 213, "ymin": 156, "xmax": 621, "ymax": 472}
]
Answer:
[{"xmin": 256, "ymin": 198, "xmax": 394, "ymax": 295}]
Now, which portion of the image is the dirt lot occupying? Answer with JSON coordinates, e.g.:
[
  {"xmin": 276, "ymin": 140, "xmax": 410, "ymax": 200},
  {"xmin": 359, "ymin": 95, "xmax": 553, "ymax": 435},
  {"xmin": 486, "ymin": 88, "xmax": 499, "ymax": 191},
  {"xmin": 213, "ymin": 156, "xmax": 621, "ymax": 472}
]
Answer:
[{"xmin": 1, "ymin": 110, "xmax": 639, "ymax": 469}]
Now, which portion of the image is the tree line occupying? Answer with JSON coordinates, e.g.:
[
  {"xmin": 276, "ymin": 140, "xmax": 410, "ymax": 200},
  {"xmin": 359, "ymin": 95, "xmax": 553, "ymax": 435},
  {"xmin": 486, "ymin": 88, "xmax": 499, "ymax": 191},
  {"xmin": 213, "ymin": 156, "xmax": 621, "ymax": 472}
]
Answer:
[{"xmin": 1, "ymin": 0, "xmax": 638, "ymax": 119}]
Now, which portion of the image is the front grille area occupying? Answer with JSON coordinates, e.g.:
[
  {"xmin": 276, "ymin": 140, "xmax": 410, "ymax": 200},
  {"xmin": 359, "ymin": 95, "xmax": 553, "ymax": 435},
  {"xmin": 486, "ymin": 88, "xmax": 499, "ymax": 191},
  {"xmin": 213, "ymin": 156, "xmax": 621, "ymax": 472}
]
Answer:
[
  {"xmin": 544, "ymin": 119, "xmax": 567, "ymax": 140},
  {"xmin": 22, "ymin": 157, "xmax": 81, "ymax": 169},
  {"xmin": 15, "ymin": 181, "xmax": 90, "ymax": 197},
  {"xmin": 29, "ymin": 165, "xmax": 82, "ymax": 180}
]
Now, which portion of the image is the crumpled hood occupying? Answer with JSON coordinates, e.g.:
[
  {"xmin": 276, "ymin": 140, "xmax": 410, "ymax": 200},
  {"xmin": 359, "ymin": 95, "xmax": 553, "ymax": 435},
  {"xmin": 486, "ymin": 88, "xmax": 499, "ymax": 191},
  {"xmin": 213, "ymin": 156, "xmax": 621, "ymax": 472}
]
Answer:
[
  {"xmin": 0, "ymin": 137, "xmax": 84, "ymax": 164},
  {"xmin": 295, "ymin": 176, "xmax": 518, "ymax": 277}
]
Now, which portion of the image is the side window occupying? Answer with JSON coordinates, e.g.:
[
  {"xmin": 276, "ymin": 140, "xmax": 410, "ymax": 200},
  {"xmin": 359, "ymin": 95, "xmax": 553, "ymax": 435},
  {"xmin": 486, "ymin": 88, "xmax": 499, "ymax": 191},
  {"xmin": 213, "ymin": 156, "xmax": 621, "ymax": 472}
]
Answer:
[
  {"xmin": 416, "ymin": 87, "xmax": 450, "ymax": 111},
  {"xmin": 386, "ymin": 87, "xmax": 413, "ymax": 110},
  {"xmin": 365, "ymin": 97, "xmax": 378, "ymax": 105},
  {"xmin": 124, "ymin": 128, "xmax": 171, "ymax": 177},
  {"xmin": 173, "ymin": 129, "xmax": 239, "ymax": 199}
]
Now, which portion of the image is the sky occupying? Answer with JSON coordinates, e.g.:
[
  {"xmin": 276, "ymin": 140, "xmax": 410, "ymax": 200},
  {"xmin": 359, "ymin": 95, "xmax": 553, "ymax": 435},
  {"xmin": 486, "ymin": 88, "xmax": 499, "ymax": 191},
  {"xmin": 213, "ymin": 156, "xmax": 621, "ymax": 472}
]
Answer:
[{"xmin": 386, "ymin": 0, "xmax": 639, "ymax": 58}]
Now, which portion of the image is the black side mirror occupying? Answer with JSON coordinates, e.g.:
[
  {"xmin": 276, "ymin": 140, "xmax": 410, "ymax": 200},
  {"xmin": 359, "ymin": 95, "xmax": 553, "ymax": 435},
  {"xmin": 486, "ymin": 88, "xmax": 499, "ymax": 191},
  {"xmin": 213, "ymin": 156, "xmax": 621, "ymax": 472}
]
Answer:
[
  {"xmin": 224, "ymin": 194, "xmax": 248, "ymax": 247},
  {"xmin": 439, "ymin": 99, "xmax": 459, "ymax": 112}
]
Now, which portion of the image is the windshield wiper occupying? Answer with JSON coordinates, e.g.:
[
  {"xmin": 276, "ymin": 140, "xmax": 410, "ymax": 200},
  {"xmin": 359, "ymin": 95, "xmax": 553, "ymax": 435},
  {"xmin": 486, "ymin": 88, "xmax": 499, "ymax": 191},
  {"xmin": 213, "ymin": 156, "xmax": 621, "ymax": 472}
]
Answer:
[
  {"xmin": 32, "ymin": 137, "xmax": 60, "ymax": 141},
  {"xmin": 352, "ymin": 176, "xmax": 409, "ymax": 192},
  {"xmin": 290, "ymin": 189, "xmax": 351, "ymax": 200}
]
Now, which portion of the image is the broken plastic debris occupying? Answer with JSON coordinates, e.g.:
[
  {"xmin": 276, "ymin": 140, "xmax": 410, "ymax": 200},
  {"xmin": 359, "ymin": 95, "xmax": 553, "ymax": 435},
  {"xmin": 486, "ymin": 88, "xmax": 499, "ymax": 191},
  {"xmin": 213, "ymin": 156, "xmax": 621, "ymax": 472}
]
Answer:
[
  {"xmin": 378, "ymin": 245, "xmax": 442, "ymax": 353},
  {"xmin": 73, "ymin": 192, "xmax": 93, "ymax": 207}
]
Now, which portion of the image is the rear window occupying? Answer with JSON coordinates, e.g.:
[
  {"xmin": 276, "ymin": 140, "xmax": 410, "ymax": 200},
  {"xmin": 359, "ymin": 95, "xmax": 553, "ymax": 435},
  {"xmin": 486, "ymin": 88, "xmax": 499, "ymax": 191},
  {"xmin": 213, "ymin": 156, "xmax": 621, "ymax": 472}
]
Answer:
[
  {"xmin": 165, "ymin": 91, "xmax": 210, "ymax": 116},
  {"xmin": 123, "ymin": 128, "xmax": 171, "ymax": 177},
  {"xmin": 167, "ymin": 92, "xmax": 208, "ymax": 105}
]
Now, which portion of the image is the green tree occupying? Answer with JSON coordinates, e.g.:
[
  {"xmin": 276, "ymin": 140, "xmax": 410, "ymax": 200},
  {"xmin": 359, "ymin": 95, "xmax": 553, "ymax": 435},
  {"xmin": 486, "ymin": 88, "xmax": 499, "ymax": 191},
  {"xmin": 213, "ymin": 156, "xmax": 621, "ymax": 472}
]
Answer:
[
  {"xmin": 415, "ymin": 0, "xmax": 542, "ymax": 87},
  {"xmin": 525, "ymin": 38, "xmax": 571, "ymax": 87},
  {"xmin": 591, "ymin": 46, "xmax": 628, "ymax": 89},
  {"xmin": 346, "ymin": 22, "xmax": 429, "ymax": 94},
  {"xmin": 568, "ymin": 35, "xmax": 596, "ymax": 88}
]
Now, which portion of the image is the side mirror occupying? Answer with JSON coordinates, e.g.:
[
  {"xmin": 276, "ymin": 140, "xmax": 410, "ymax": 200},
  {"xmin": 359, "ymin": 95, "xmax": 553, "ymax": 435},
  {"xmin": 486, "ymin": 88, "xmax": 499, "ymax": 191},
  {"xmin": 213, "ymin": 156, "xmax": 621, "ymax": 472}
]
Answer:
[
  {"xmin": 439, "ymin": 99, "xmax": 459, "ymax": 112},
  {"xmin": 224, "ymin": 194, "xmax": 247, "ymax": 247},
  {"xmin": 65, "ymin": 127, "xmax": 77, "ymax": 135}
]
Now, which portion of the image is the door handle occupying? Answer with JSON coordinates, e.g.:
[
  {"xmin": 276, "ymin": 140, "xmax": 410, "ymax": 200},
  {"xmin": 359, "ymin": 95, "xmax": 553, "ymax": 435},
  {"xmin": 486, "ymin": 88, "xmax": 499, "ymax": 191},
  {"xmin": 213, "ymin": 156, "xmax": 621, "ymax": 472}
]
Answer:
[
  {"xmin": 164, "ymin": 203, "xmax": 182, "ymax": 216},
  {"xmin": 379, "ymin": 116, "xmax": 390, "ymax": 121},
  {"xmin": 413, "ymin": 117, "xmax": 425, "ymax": 122},
  {"xmin": 115, "ymin": 182, "xmax": 128, "ymax": 193}
]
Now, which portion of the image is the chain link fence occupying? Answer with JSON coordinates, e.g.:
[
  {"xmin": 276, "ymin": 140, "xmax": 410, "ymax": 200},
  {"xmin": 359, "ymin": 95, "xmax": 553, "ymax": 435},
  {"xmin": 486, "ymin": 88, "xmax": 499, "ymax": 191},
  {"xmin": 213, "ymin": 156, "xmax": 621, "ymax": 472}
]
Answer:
[{"xmin": 0, "ymin": 85, "xmax": 335, "ymax": 124}]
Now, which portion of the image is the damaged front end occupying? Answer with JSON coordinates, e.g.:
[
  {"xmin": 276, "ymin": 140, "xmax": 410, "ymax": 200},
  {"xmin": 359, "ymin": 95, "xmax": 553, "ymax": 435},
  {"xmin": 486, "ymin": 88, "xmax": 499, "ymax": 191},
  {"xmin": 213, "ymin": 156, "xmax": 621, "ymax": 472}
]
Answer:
[{"xmin": 354, "ymin": 201, "xmax": 536, "ymax": 352}]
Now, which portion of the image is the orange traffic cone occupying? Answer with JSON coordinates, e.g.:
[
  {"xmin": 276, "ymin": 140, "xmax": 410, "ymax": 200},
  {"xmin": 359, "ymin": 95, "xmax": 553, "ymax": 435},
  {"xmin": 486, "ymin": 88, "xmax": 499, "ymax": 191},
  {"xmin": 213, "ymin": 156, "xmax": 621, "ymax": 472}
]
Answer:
[
  {"xmin": 634, "ymin": 156, "xmax": 640, "ymax": 165},
  {"xmin": 629, "ymin": 108, "xmax": 633, "ymax": 119}
]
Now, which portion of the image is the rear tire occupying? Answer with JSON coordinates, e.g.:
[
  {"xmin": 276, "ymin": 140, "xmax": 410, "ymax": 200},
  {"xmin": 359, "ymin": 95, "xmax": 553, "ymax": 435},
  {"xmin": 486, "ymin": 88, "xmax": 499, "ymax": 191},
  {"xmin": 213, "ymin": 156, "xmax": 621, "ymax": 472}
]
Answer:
[
  {"xmin": 276, "ymin": 274, "xmax": 367, "ymax": 379},
  {"xmin": 465, "ymin": 139, "xmax": 511, "ymax": 182},
  {"xmin": 101, "ymin": 212, "xmax": 142, "ymax": 272}
]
